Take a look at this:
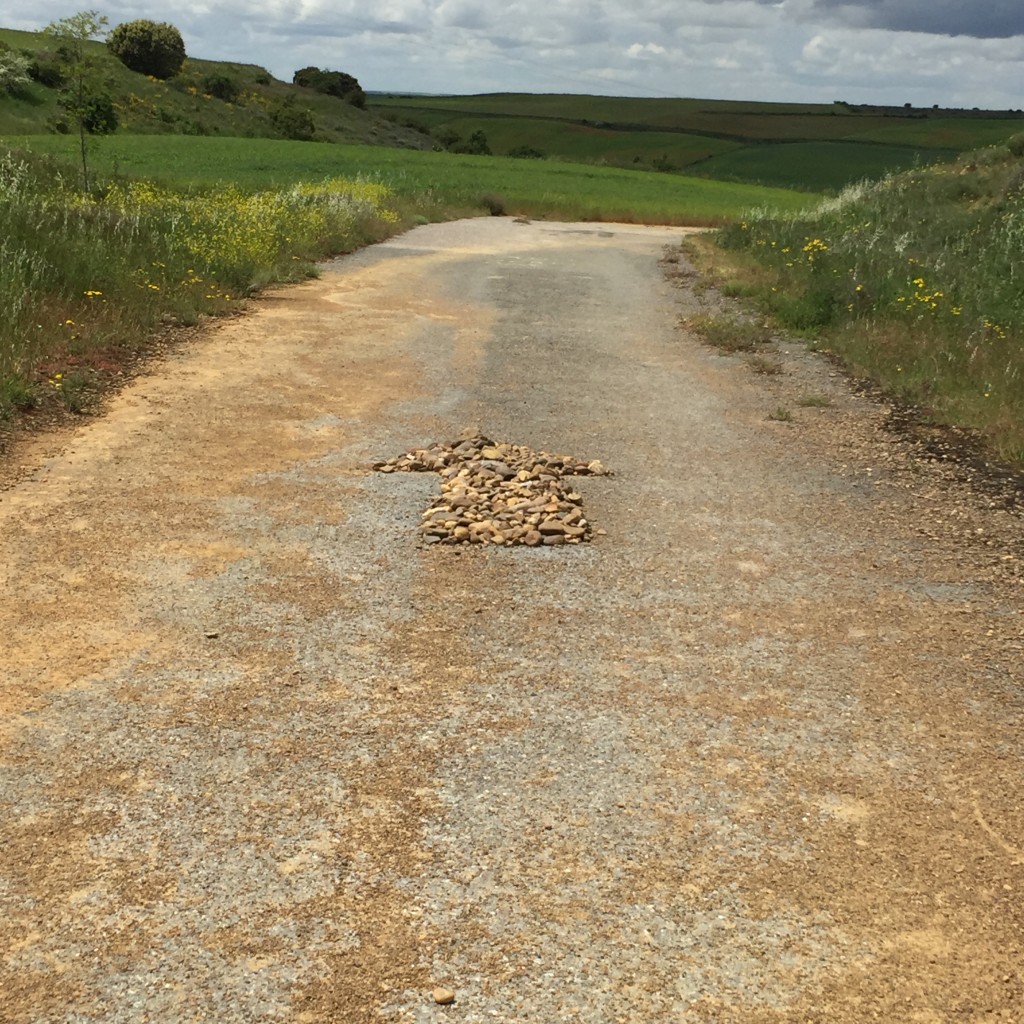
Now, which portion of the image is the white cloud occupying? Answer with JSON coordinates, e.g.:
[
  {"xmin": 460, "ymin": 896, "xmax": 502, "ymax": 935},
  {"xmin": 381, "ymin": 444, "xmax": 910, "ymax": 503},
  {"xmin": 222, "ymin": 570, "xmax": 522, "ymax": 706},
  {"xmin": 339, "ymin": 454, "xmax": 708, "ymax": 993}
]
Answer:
[
  {"xmin": 2, "ymin": 0, "xmax": 1021, "ymax": 106},
  {"xmin": 626, "ymin": 42, "xmax": 668, "ymax": 59}
]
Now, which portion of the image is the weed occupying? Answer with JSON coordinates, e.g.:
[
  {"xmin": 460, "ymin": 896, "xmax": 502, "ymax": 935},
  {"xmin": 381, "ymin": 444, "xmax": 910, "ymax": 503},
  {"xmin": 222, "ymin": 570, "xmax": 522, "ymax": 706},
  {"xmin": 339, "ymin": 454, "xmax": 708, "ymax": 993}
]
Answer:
[
  {"xmin": 688, "ymin": 314, "xmax": 770, "ymax": 352},
  {"xmin": 0, "ymin": 373, "xmax": 39, "ymax": 415},
  {"xmin": 767, "ymin": 406, "xmax": 794, "ymax": 422},
  {"xmin": 746, "ymin": 355, "xmax": 784, "ymax": 375},
  {"xmin": 796, "ymin": 394, "xmax": 832, "ymax": 407},
  {"xmin": 480, "ymin": 193, "xmax": 506, "ymax": 216},
  {"xmin": 52, "ymin": 368, "xmax": 91, "ymax": 413}
]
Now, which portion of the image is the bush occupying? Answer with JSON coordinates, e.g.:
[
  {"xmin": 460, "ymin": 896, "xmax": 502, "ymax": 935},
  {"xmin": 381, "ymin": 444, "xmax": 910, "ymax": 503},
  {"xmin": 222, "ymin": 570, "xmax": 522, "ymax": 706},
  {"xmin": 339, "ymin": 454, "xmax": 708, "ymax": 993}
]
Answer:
[
  {"xmin": 269, "ymin": 99, "xmax": 314, "ymax": 141},
  {"xmin": 203, "ymin": 73, "xmax": 240, "ymax": 102},
  {"xmin": 0, "ymin": 50, "xmax": 31, "ymax": 95},
  {"xmin": 26, "ymin": 56, "xmax": 65, "ymax": 88},
  {"xmin": 81, "ymin": 93, "xmax": 118, "ymax": 135},
  {"xmin": 455, "ymin": 130, "xmax": 491, "ymax": 156},
  {"xmin": 107, "ymin": 20, "xmax": 186, "ymax": 79},
  {"xmin": 508, "ymin": 145, "xmax": 544, "ymax": 159},
  {"xmin": 293, "ymin": 65, "xmax": 363, "ymax": 103}
]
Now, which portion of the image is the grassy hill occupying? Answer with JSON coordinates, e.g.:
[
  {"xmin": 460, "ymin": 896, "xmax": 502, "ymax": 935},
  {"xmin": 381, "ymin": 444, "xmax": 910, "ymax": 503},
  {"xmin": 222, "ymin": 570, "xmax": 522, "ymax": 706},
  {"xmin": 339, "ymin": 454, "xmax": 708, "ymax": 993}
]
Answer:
[
  {"xmin": 0, "ymin": 26, "xmax": 430, "ymax": 148},
  {"xmin": 371, "ymin": 93, "xmax": 1024, "ymax": 191}
]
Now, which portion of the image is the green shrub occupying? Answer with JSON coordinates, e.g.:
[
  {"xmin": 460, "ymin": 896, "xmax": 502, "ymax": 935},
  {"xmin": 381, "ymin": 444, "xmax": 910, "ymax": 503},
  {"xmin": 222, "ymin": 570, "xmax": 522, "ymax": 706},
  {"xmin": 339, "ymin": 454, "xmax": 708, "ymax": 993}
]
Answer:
[
  {"xmin": 0, "ymin": 50, "xmax": 32, "ymax": 95},
  {"xmin": 203, "ymin": 73, "xmax": 240, "ymax": 102},
  {"xmin": 107, "ymin": 20, "xmax": 186, "ymax": 79},
  {"xmin": 455, "ymin": 130, "xmax": 491, "ymax": 156},
  {"xmin": 269, "ymin": 99, "xmax": 314, "ymax": 141},
  {"xmin": 81, "ymin": 93, "xmax": 118, "ymax": 135},
  {"xmin": 292, "ymin": 66, "xmax": 363, "ymax": 104},
  {"xmin": 26, "ymin": 55, "xmax": 65, "ymax": 88}
]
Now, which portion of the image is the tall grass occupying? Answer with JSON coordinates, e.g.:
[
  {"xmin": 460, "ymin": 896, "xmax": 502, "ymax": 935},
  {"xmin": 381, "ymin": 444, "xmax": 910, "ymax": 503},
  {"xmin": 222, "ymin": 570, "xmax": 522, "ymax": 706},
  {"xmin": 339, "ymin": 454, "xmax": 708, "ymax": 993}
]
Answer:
[
  {"xmin": 716, "ymin": 137, "xmax": 1024, "ymax": 463},
  {"xmin": 0, "ymin": 148, "xmax": 399, "ymax": 417}
]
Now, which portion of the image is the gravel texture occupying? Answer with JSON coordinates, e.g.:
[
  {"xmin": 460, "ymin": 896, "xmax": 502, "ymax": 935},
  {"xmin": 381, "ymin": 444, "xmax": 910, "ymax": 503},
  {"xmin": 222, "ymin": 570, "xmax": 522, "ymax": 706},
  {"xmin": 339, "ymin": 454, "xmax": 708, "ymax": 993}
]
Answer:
[{"xmin": 0, "ymin": 218, "xmax": 1022, "ymax": 1023}]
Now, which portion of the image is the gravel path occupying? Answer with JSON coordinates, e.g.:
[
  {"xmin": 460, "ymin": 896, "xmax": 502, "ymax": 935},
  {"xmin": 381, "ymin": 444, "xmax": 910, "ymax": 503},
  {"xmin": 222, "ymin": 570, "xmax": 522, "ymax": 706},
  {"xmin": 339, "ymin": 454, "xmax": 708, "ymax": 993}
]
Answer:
[{"xmin": 1, "ymin": 218, "xmax": 1022, "ymax": 1023}]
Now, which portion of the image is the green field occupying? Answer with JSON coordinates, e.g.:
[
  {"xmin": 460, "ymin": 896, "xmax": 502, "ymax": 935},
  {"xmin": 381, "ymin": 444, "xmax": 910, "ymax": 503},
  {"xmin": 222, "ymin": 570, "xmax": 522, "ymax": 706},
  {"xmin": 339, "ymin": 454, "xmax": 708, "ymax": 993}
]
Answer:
[
  {"xmin": 382, "ymin": 108, "xmax": 740, "ymax": 171},
  {"xmin": 372, "ymin": 93, "xmax": 1024, "ymax": 191},
  {"xmin": 2, "ymin": 135, "xmax": 816, "ymax": 224},
  {"xmin": 694, "ymin": 141, "xmax": 957, "ymax": 191}
]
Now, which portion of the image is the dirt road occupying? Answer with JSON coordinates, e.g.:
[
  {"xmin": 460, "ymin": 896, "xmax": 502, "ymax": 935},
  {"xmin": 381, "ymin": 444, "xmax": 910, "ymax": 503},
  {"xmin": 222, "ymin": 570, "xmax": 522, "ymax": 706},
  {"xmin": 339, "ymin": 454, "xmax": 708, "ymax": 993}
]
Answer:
[{"xmin": 1, "ymin": 219, "xmax": 1022, "ymax": 1023}]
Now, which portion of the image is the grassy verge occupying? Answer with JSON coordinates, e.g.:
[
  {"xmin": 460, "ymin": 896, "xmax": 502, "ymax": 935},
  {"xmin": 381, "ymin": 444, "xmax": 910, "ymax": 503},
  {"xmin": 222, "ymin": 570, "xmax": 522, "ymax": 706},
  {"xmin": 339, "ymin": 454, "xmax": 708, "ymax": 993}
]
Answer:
[
  {"xmin": 0, "ymin": 148, "xmax": 400, "ymax": 420},
  {"xmin": 698, "ymin": 136, "xmax": 1024, "ymax": 465}
]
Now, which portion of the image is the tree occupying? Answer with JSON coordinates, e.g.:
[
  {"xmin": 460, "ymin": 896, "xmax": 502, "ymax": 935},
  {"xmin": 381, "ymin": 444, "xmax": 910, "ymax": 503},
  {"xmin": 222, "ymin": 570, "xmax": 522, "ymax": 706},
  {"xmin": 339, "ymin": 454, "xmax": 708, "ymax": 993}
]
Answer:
[
  {"xmin": 293, "ymin": 66, "xmax": 365, "ymax": 106},
  {"xmin": 107, "ymin": 20, "xmax": 185, "ymax": 79},
  {"xmin": 0, "ymin": 49, "xmax": 32, "ymax": 95},
  {"xmin": 43, "ymin": 10, "xmax": 115, "ymax": 192}
]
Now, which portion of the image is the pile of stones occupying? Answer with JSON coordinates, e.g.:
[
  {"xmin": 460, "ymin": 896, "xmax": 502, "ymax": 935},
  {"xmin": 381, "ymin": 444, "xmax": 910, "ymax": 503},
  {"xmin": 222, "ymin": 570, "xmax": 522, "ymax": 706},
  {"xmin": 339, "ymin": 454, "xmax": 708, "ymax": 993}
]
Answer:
[{"xmin": 373, "ymin": 433, "xmax": 610, "ymax": 546}]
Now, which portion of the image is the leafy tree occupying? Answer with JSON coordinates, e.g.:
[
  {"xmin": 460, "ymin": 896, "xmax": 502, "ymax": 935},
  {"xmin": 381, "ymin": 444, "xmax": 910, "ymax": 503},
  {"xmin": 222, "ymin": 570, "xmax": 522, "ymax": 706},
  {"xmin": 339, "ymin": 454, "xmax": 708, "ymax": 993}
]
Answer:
[
  {"xmin": 293, "ymin": 65, "xmax": 365, "ymax": 106},
  {"xmin": 43, "ymin": 10, "xmax": 115, "ymax": 191},
  {"xmin": 0, "ymin": 49, "xmax": 32, "ymax": 95},
  {"xmin": 107, "ymin": 19, "xmax": 186, "ymax": 79}
]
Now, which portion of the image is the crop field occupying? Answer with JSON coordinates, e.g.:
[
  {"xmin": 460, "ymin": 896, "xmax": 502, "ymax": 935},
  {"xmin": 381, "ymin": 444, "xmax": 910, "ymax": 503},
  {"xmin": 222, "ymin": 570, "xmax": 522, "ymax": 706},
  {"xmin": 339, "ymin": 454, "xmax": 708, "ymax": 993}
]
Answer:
[
  {"xmin": 396, "ymin": 113, "xmax": 740, "ymax": 170},
  {"xmin": 372, "ymin": 93, "xmax": 1024, "ymax": 191},
  {"xmin": 694, "ymin": 141, "xmax": 957, "ymax": 192},
  {"xmin": 1, "ymin": 135, "xmax": 815, "ymax": 223}
]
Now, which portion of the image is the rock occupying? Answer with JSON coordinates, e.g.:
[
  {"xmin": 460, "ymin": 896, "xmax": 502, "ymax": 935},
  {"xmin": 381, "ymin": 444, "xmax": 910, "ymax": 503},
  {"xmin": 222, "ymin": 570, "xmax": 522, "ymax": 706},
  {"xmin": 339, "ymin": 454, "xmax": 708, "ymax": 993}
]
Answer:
[
  {"xmin": 432, "ymin": 987, "xmax": 456, "ymax": 1005},
  {"xmin": 375, "ymin": 436, "xmax": 609, "ymax": 547}
]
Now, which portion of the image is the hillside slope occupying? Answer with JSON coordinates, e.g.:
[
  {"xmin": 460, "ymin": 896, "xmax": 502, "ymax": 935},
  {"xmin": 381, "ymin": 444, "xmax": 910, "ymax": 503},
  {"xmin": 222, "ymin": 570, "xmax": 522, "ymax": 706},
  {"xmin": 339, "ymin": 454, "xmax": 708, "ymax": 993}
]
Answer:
[{"xmin": 0, "ymin": 26, "xmax": 430, "ymax": 149}]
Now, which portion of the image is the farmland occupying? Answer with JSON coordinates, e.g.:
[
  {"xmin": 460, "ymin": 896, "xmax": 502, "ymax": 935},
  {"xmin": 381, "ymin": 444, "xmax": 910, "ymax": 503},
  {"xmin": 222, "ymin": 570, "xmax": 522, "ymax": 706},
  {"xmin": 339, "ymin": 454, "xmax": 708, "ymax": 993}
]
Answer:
[{"xmin": 373, "ymin": 93, "xmax": 1023, "ymax": 190}]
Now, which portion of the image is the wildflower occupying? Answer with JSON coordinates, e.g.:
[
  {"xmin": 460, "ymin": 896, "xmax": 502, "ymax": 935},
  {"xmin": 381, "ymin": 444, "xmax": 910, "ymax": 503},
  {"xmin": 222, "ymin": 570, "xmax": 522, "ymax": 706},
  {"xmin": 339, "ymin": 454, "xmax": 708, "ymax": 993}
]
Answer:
[{"xmin": 84, "ymin": 289, "xmax": 103, "ymax": 297}]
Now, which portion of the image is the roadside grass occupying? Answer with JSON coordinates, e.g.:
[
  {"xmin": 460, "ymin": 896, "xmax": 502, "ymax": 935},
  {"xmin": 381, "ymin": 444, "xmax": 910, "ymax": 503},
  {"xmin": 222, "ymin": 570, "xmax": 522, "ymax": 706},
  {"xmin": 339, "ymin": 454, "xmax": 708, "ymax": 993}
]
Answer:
[
  {"xmin": 703, "ymin": 136, "xmax": 1024, "ymax": 465},
  {"xmin": 0, "ymin": 148, "xmax": 402, "ymax": 420},
  {"xmin": 796, "ymin": 394, "xmax": 833, "ymax": 408},
  {"xmin": 686, "ymin": 314, "xmax": 772, "ymax": 353},
  {"xmin": 747, "ymin": 354, "xmax": 785, "ymax": 375}
]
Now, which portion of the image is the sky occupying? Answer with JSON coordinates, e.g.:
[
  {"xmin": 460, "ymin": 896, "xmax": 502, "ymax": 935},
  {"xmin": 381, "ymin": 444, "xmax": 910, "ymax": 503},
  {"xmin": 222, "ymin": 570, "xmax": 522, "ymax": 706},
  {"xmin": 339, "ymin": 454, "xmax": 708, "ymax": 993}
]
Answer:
[{"xmin": 7, "ymin": 1, "xmax": 1024, "ymax": 109}]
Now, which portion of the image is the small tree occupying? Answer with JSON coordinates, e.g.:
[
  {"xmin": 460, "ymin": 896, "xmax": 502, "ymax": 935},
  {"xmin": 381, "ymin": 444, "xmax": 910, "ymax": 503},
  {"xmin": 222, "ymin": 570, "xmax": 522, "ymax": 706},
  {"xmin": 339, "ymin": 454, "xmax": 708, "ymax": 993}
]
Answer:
[
  {"xmin": 43, "ymin": 10, "xmax": 114, "ymax": 192},
  {"xmin": 0, "ymin": 49, "xmax": 32, "ymax": 95},
  {"xmin": 107, "ymin": 20, "xmax": 186, "ymax": 79}
]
